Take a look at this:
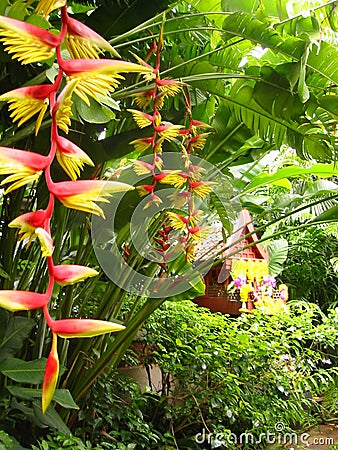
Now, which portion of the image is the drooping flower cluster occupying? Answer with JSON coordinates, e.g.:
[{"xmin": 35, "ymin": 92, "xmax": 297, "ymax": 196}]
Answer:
[
  {"xmin": 128, "ymin": 26, "xmax": 215, "ymax": 264},
  {"xmin": 0, "ymin": 0, "xmax": 154, "ymax": 413}
]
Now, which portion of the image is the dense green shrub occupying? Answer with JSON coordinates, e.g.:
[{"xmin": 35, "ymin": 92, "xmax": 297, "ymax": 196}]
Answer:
[
  {"xmin": 32, "ymin": 434, "xmax": 104, "ymax": 450},
  {"xmin": 74, "ymin": 372, "xmax": 175, "ymax": 450},
  {"xmin": 73, "ymin": 300, "xmax": 338, "ymax": 449},
  {"xmin": 281, "ymin": 226, "xmax": 338, "ymax": 311},
  {"xmin": 142, "ymin": 301, "xmax": 338, "ymax": 448}
]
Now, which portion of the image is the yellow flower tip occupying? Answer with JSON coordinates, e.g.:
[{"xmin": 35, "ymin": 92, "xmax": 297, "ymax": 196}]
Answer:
[
  {"xmin": 65, "ymin": 16, "xmax": 121, "ymax": 59},
  {"xmin": 35, "ymin": 228, "xmax": 54, "ymax": 257},
  {"xmin": 158, "ymin": 171, "xmax": 187, "ymax": 188},
  {"xmin": 2, "ymin": 171, "xmax": 42, "ymax": 194},
  {"xmin": 42, "ymin": 332, "xmax": 59, "ymax": 414},
  {"xmin": 132, "ymin": 160, "xmax": 154, "ymax": 176},
  {"xmin": 157, "ymin": 79, "xmax": 183, "ymax": 97},
  {"xmin": 185, "ymin": 243, "xmax": 196, "ymax": 263},
  {"xmin": 189, "ymin": 225, "xmax": 211, "ymax": 243},
  {"xmin": 133, "ymin": 91, "xmax": 153, "ymax": 109},
  {"xmin": 127, "ymin": 109, "xmax": 153, "ymax": 128},
  {"xmin": 190, "ymin": 181, "xmax": 216, "ymax": 199},
  {"xmin": 54, "ymin": 79, "xmax": 77, "ymax": 134},
  {"xmin": 9, "ymin": 210, "xmax": 46, "ymax": 247},
  {"xmin": 129, "ymin": 137, "xmax": 152, "ymax": 153},
  {"xmin": 36, "ymin": 0, "xmax": 66, "ymax": 18},
  {"xmin": 167, "ymin": 212, "xmax": 187, "ymax": 232},
  {"xmin": 56, "ymin": 135, "xmax": 94, "ymax": 180},
  {"xmin": 60, "ymin": 59, "xmax": 152, "ymax": 105},
  {"xmin": 189, "ymin": 133, "xmax": 212, "ymax": 151},
  {"xmin": 155, "ymin": 124, "xmax": 183, "ymax": 142}
]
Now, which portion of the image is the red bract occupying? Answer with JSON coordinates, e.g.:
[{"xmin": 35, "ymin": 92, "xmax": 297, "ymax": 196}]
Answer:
[
  {"xmin": 9, "ymin": 210, "xmax": 48, "ymax": 248},
  {"xmin": 0, "ymin": 147, "xmax": 49, "ymax": 171},
  {"xmin": 0, "ymin": 15, "xmax": 60, "ymax": 64},
  {"xmin": 59, "ymin": 59, "xmax": 153, "ymax": 106},
  {"xmin": 64, "ymin": 14, "xmax": 120, "ymax": 59},
  {"xmin": 0, "ymin": 84, "xmax": 55, "ymax": 134},
  {"xmin": 53, "ymin": 264, "xmax": 98, "ymax": 286},
  {"xmin": 0, "ymin": 84, "xmax": 55, "ymax": 101},
  {"xmin": 0, "ymin": 290, "xmax": 49, "ymax": 312},
  {"xmin": 42, "ymin": 332, "xmax": 59, "ymax": 413},
  {"xmin": 0, "ymin": 15, "xmax": 60, "ymax": 46},
  {"xmin": 55, "ymin": 135, "xmax": 94, "ymax": 180},
  {"xmin": 60, "ymin": 58, "xmax": 153, "ymax": 76},
  {"xmin": 50, "ymin": 179, "xmax": 134, "ymax": 217},
  {"xmin": 0, "ymin": 148, "xmax": 50, "ymax": 193},
  {"xmin": 50, "ymin": 318, "xmax": 125, "ymax": 338}
]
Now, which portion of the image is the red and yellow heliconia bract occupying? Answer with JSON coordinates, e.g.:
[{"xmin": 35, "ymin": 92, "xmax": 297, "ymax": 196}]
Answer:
[
  {"xmin": 0, "ymin": 147, "xmax": 50, "ymax": 193},
  {"xmin": 53, "ymin": 80, "xmax": 78, "ymax": 134},
  {"xmin": 63, "ymin": 13, "xmax": 120, "ymax": 59},
  {"xmin": 53, "ymin": 264, "xmax": 99, "ymax": 286},
  {"xmin": 55, "ymin": 135, "xmax": 94, "ymax": 180},
  {"xmin": 0, "ymin": 84, "xmax": 55, "ymax": 135},
  {"xmin": 0, "ymin": 15, "xmax": 61, "ymax": 64},
  {"xmin": 42, "ymin": 332, "xmax": 59, "ymax": 414},
  {"xmin": 50, "ymin": 179, "xmax": 134, "ymax": 218},
  {"xmin": 50, "ymin": 318, "xmax": 125, "ymax": 338},
  {"xmin": 41, "ymin": 317, "xmax": 125, "ymax": 412},
  {"xmin": 0, "ymin": 290, "xmax": 49, "ymax": 312},
  {"xmin": 127, "ymin": 109, "xmax": 154, "ymax": 129},
  {"xmin": 60, "ymin": 59, "xmax": 154, "ymax": 106},
  {"xmin": 35, "ymin": 228, "xmax": 54, "ymax": 257},
  {"xmin": 9, "ymin": 210, "xmax": 47, "ymax": 247},
  {"xmin": 189, "ymin": 180, "xmax": 216, "ymax": 199}
]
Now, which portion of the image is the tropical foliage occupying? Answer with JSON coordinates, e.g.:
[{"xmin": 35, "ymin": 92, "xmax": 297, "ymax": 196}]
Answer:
[{"xmin": 0, "ymin": 0, "xmax": 337, "ymax": 447}]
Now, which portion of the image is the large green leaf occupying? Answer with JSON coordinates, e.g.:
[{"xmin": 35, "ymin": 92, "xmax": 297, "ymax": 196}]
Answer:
[
  {"xmin": 7, "ymin": 386, "xmax": 79, "ymax": 410},
  {"xmin": 9, "ymin": 398, "xmax": 70, "ymax": 435},
  {"xmin": 267, "ymin": 239, "xmax": 288, "ymax": 276},
  {"xmin": 241, "ymin": 163, "xmax": 338, "ymax": 195},
  {"xmin": 0, "ymin": 314, "xmax": 35, "ymax": 360},
  {"xmin": 311, "ymin": 205, "xmax": 338, "ymax": 223},
  {"xmin": 0, "ymin": 358, "xmax": 47, "ymax": 384},
  {"xmin": 307, "ymin": 41, "xmax": 338, "ymax": 86},
  {"xmin": 226, "ymin": 78, "xmax": 332, "ymax": 159},
  {"xmin": 184, "ymin": 0, "xmax": 225, "ymax": 28},
  {"xmin": 222, "ymin": 11, "xmax": 306, "ymax": 59},
  {"xmin": 32, "ymin": 401, "xmax": 71, "ymax": 435},
  {"xmin": 73, "ymin": 96, "xmax": 116, "ymax": 124}
]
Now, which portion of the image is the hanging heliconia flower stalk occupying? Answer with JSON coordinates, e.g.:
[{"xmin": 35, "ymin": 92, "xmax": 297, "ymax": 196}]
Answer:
[
  {"xmin": 128, "ymin": 19, "xmax": 215, "ymax": 264},
  {"xmin": 0, "ymin": 0, "xmax": 154, "ymax": 413}
]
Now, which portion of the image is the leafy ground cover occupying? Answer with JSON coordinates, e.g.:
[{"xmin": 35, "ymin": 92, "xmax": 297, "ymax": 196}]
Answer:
[{"xmin": 67, "ymin": 300, "xmax": 338, "ymax": 449}]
